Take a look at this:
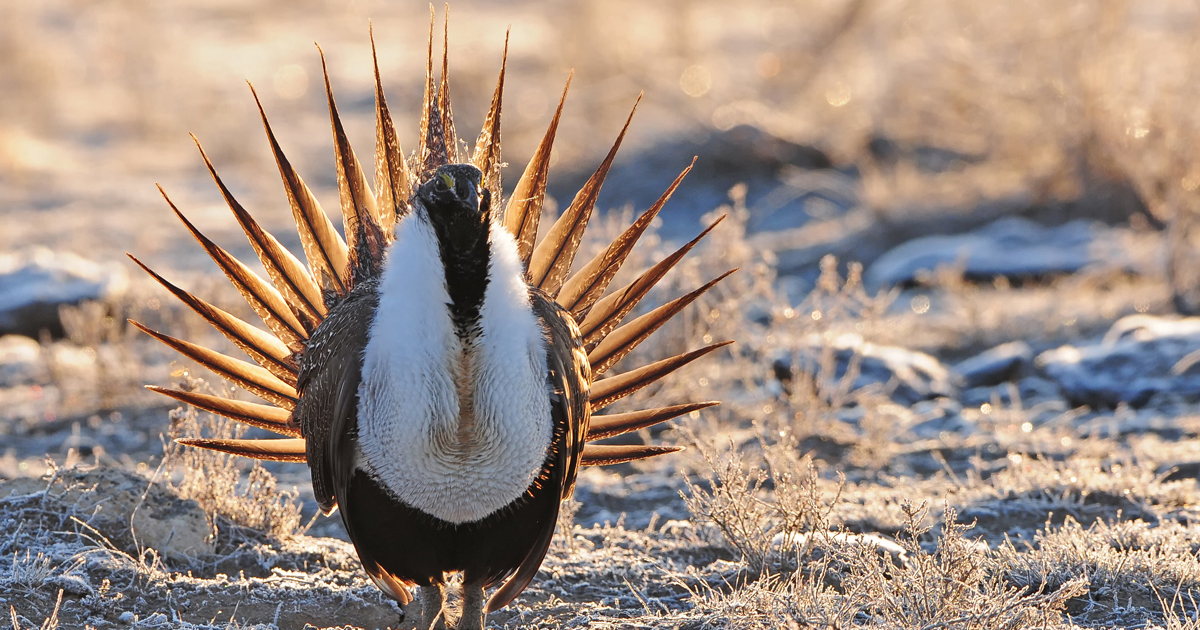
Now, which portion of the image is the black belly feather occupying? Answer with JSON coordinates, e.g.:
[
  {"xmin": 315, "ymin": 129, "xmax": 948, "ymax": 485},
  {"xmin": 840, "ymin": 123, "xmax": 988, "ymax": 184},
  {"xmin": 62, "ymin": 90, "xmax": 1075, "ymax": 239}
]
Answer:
[
  {"xmin": 343, "ymin": 401, "xmax": 564, "ymax": 588},
  {"xmin": 325, "ymin": 288, "xmax": 583, "ymax": 612},
  {"xmin": 295, "ymin": 199, "xmax": 587, "ymax": 607}
]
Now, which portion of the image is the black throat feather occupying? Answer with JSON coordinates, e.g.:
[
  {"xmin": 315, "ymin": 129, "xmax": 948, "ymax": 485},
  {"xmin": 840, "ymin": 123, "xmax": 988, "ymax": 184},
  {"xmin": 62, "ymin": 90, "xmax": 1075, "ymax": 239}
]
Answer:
[{"xmin": 428, "ymin": 191, "xmax": 492, "ymax": 339}]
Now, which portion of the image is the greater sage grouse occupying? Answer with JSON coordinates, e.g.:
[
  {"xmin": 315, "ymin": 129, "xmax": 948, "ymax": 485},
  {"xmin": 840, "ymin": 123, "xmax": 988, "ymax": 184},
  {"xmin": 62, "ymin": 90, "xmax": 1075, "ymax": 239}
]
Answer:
[{"xmin": 132, "ymin": 14, "xmax": 731, "ymax": 630}]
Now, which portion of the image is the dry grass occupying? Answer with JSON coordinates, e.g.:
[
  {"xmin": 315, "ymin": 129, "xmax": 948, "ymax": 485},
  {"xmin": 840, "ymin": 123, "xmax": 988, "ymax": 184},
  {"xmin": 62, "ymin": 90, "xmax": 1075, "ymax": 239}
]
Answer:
[
  {"xmin": 161, "ymin": 375, "xmax": 307, "ymax": 541},
  {"xmin": 7, "ymin": 0, "xmax": 1200, "ymax": 628}
]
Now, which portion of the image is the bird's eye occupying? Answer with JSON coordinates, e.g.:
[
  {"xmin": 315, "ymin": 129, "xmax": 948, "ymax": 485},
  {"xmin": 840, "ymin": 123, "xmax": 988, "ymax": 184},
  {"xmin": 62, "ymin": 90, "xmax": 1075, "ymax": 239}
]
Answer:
[{"xmin": 436, "ymin": 173, "xmax": 454, "ymax": 191}]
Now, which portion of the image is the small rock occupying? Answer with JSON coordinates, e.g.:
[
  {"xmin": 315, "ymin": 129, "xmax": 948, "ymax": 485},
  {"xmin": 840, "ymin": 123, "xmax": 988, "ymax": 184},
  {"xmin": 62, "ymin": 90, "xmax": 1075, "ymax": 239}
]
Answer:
[
  {"xmin": 776, "ymin": 531, "xmax": 906, "ymax": 564},
  {"xmin": 778, "ymin": 333, "xmax": 956, "ymax": 405},
  {"xmin": 118, "ymin": 611, "xmax": 135, "ymax": 624},
  {"xmin": 0, "ymin": 247, "xmax": 128, "ymax": 337},
  {"xmin": 865, "ymin": 217, "xmax": 1128, "ymax": 289},
  {"xmin": 0, "ymin": 468, "xmax": 213, "ymax": 562},
  {"xmin": 1017, "ymin": 375, "xmax": 1062, "ymax": 404},
  {"xmin": 43, "ymin": 573, "xmax": 92, "ymax": 596},
  {"xmin": 0, "ymin": 335, "xmax": 44, "ymax": 386},
  {"xmin": 1038, "ymin": 315, "xmax": 1200, "ymax": 407},
  {"xmin": 953, "ymin": 341, "xmax": 1034, "ymax": 388}
]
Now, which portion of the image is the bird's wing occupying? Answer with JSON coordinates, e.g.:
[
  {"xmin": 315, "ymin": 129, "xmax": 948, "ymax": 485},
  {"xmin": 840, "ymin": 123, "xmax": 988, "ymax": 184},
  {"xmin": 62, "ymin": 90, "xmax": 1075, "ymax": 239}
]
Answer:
[
  {"xmin": 292, "ymin": 281, "xmax": 380, "ymax": 514},
  {"xmin": 533, "ymin": 290, "xmax": 592, "ymax": 502},
  {"xmin": 288, "ymin": 280, "xmax": 414, "ymax": 605},
  {"xmin": 485, "ymin": 289, "xmax": 590, "ymax": 612}
]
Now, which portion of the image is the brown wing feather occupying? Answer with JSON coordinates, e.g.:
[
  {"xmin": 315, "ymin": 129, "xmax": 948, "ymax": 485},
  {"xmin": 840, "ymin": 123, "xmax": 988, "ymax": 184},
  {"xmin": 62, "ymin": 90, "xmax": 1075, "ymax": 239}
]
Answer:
[
  {"xmin": 579, "ymin": 216, "xmax": 726, "ymax": 350},
  {"xmin": 190, "ymin": 139, "xmax": 324, "ymax": 331},
  {"xmin": 590, "ymin": 341, "xmax": 732, "ymax": 412},
  {"xmin": 147, "ymin": 386, "xmax": 298, "ymax": 437},
  {"xmin": 174, "ymin": 437, "xmax": 307, "ymax": 462},
  {"xmin": 293, "ymin": 280, "xmax": 380, "ymax": 514},
  {"xmin": 588, "ymin": 269, "xmax": 736, "ymax": 376},
  {"xmin": 250, "ymin": 83, "xmax": 348, "ymax": 297},
  {"xmin": 557, "ymin": 158, "xmax": 695, "ymax": 317},
  {"xmin": 527, "ymin": 95, "xmax": 640, "ymax": 296},
  {"xmin": 130, "ymin": 321, "xmax": 297, "ymax": 409},
  {"xmin": 580, "ymin": 444, "xmax": 683, "ymax": 467},
  {"xmin": 502, "ymin": 75, "xmax": 571, "ymax": 270},
  {"xmin": 586, "ymin": 401, "xmax": 718, "ymax": 441}
]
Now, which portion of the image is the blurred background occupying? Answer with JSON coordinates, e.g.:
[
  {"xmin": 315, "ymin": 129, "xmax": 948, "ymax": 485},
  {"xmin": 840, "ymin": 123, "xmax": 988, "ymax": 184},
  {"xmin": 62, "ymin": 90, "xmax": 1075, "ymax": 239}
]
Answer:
[
  {"xmin": 2, "ymin": 0, "xmax": 1200, "ymax": 496},
  {"xmin": 4, "ymin": 0, "xmax": 1195, "ymax": 269}
]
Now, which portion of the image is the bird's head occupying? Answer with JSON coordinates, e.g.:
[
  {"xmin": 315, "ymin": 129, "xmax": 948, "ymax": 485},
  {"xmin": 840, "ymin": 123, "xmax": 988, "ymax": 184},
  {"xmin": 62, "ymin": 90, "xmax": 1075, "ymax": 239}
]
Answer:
[{"xmin": 417, "ymin": 164, "xmax": 492, "ymax": 255}]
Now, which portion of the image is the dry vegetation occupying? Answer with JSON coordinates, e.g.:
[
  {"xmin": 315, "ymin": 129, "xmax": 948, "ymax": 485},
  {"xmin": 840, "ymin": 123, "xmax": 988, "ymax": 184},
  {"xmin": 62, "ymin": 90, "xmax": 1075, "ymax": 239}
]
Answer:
[{"xmin": 5, "ymin": 0, "xmax": 1200, "ymax": 629}]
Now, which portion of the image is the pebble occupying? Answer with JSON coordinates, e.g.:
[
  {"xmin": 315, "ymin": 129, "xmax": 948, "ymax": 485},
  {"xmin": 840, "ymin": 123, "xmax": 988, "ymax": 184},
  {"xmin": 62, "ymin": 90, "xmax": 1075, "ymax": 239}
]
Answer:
[
  {"xmin": 0, "ymin": 247, "xmax": 128, "ymax": 337},
  {"xmin": 865, "ymin": 217, "xmax": 1128, "ymax": 289},
  {"xmin": 1038, "ymin": 315, "xmax": 1200, "ymax": 407},
  {"xmin": 953, "ymin": 341, "xmax": 1034, "ymax": 388}
]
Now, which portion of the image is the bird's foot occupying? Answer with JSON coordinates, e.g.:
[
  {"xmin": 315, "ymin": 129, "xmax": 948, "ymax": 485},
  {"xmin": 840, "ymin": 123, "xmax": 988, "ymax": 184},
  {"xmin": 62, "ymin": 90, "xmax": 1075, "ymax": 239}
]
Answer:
[
  {"xmin": 395, "ymin": 584, "xmax": 447, "ymax": 630},
  {"xmin": 456, "ymin": 580, "xmax": 486, "ymax": 630}
]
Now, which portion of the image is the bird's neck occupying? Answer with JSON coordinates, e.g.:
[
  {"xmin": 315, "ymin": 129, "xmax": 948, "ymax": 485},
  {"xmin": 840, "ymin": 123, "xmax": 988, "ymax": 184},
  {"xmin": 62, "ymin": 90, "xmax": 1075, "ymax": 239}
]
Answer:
[
  {"xmin": 430, "ymin": 210, "xmax": 491, "ymax": 445},
  {"xmin": 433, "ymin": 218, "xmax": 491, "ymax": 339}
]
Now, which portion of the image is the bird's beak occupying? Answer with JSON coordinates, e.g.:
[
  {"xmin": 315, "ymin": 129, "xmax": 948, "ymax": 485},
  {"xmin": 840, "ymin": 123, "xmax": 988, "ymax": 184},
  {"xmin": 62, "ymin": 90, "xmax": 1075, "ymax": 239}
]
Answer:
[{"xmin": 462, "ymin": 178, "xmax": 482, "ymax": 215}]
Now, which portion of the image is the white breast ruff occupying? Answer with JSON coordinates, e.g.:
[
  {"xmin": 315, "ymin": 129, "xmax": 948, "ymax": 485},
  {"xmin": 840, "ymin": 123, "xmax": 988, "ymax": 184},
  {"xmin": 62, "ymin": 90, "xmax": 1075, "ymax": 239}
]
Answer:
[{"xmin": 358, "ymin": 212, "xmax": 552, "ymax": 524}]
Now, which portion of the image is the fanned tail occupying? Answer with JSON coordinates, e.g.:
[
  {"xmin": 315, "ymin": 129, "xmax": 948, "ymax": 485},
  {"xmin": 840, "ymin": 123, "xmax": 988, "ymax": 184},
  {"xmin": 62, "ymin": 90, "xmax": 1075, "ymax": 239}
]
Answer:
[
  {"xmin": 250, "ymin": 84, "xmax": 348, "ymax": 297},
  {"xmin": 319, "ymin": 45, "xmax": 386, "ymax": 286},
  {"xmin": 371, "ymin": 23, "xmax": 413, "ymax": 232},
  {"xmin": 472, "ymin": 29, "xmax": 508, "ymax": 210},
  {"xmin": 527, "ymin": 95, "xmax": 640, "ymax": 296},
  {"xmin": 174, "ymin": 437, "xmax": 307, "ymax": 463},
  {"xmin": 137, "ymin": 13, "xmax": 731, "ymax": 548},
  {"xmin": 556, "ymin": 159, "xmax": 695, "ymax": 318},
  {"xmin": 503, "ymin": 74, "xmax": 570, "ymax": 270},
  {"xmin": 586, "ymin": 401, "xmax": 719, "ymax": 441},
  {"xmin": 417, "ymin": 6, "xmax": 449, "ymax": 179},
  {"xmin": 129, "ymin": 321, "xmax": 297, "ymax": 409},
  {"xmin": 146, "ymin": 386, "xmax": 298, "ymax": 437}
]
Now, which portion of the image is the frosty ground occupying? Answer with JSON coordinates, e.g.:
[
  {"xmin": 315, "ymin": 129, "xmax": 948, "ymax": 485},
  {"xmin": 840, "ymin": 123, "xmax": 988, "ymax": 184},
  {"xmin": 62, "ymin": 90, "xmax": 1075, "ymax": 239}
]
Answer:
[
  {"xmin": 6, "ymin": 1, "xmax": 1200, "ymax": 628},
  {"xmin": 5, "ymin": 200, "xmax": 1200, "ymax": 628}
]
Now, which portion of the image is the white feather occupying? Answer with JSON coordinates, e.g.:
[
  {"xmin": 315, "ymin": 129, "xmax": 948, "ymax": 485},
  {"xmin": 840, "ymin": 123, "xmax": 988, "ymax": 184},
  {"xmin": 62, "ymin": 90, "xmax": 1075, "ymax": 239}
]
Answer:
[{"xmin": 358, "ymin": 209, "xmax": 552, "ymax": 524}]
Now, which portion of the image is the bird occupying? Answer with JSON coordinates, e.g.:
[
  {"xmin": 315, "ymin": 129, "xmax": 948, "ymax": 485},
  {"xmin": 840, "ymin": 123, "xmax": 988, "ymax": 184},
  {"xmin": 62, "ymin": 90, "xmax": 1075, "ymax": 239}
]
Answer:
[{"xmin": 129, "ymin": 12, "xmax": 732, "ymax": 630}]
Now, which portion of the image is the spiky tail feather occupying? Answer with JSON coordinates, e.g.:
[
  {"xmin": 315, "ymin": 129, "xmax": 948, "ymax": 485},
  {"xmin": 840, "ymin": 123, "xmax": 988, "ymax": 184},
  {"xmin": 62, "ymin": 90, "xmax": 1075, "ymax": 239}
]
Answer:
[{"xmin": 135, "ymin": 17, "xmax": 732, "ymax": 597}]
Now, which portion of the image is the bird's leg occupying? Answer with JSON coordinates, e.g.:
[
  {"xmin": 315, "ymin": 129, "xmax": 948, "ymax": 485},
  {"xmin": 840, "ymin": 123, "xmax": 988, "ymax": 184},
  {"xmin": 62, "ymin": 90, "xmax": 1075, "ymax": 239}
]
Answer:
[
  {"xmin": 419, "ymin": 583, "xmax": 447, "ymax": 630},
  {"xmin": 457, "ymin": 579, "xmax": 487, "ymax": 630}
]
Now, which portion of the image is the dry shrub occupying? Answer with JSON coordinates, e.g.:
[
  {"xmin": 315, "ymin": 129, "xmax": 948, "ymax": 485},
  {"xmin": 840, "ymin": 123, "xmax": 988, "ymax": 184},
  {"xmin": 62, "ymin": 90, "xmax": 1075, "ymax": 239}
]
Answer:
[
  {"xmin": 162, "ymin": 374, "xmax": 305, "ymax": 541},
  {"xmin": 842, "ymin": 504, "xmax": 1087, "ymax": 630},
  {"xmin": 685, "ymin": 491, "xmax": 1088, "ymax": 629},
  {"xmin": 683, "ymin": 439, "xmax": 839, "ymax": 577},
  {"xmin": 619, "ymin": 185, "xmax": 902, "ymax": 468},
  {"xmin": 8, "ymin": 588, "xmax": 63, "ymax": 630},
  {"xmin": 3, "ymin": 551, "xmax": 56, "ymax": 594},
  {"xmin": 1001, "ymin": 517, "xmax": 1200, "ymax": 628}
]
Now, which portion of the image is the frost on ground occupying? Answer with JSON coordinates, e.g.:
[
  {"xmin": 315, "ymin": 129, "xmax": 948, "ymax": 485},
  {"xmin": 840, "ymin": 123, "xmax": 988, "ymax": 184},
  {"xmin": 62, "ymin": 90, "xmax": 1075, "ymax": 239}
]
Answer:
[
  {"xmin": 7, "ymin": 0, "xmax": 1200, "ymax": 627},
  {"xmin": 5, "ymin": 205, "xmax": 1200, "ymax": 629}
]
